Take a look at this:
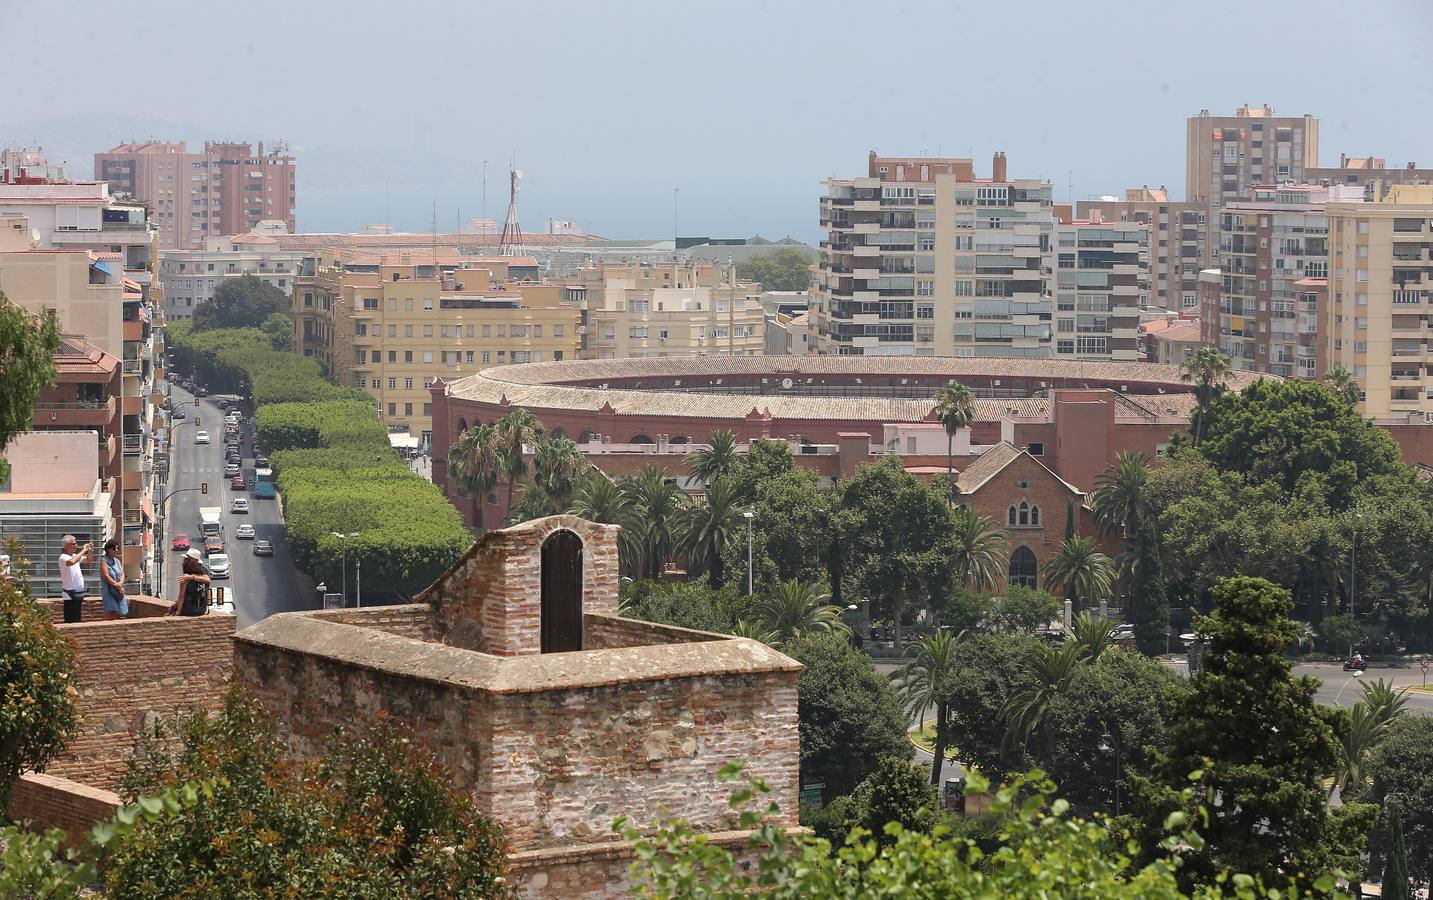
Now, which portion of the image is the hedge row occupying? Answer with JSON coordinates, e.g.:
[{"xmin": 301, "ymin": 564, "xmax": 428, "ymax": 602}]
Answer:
[{"xmin": 167, "ymin": 324, "xmax": 470, "ymax": 600}]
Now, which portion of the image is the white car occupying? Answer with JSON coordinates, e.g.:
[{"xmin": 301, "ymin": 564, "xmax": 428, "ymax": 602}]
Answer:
[
  {"xmin": 195, "ymin": 431, "xmax": 210, "ymax": 444},
  {"xmin": 224, "ymin": 463, "xmax": 241, "ymax": 477},
  {"xmin": 231, "ymin": 498, "xmax": 249, "ymax": 514},
  {"xmin": 207, "ymin": 553, "xmax": 230, "ymax": 579},
  {"xmin": 235, "ymin": 523, "xmax": 256, "ymax": 539}
]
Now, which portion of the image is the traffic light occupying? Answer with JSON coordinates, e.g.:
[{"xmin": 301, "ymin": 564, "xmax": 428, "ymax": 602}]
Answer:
[
  {"xmin": 195, "ymin": 416, "xmax": 201, "ymax": 427},
  {"xmin": 201, "ymin": 482, "xmax": 208, "ymax": 495}
]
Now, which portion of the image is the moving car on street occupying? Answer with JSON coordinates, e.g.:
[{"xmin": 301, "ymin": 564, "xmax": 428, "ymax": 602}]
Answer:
[
  {"xmin": 253, "ymin": 540, "xmax": 273, "ymax": 557},
  {"xmin": 171, "ymin": 533, "xmax": 191, "ymax": 551},
  {"xmin": 208, "ymin": 554, "xmax": 230, "ymax": 579},
  {"xmin": 235, "ymin": 524, "xmax": 255, "ymax": 540},
  {"xmin": 231, "ymin": 498, "xmax": 250, "ymax": 514},
  {"xmin": 230, "ymin": 475, "xmax": 246, "ymax": 490},
  {"xmin": 195, "ymin": 431, "xmax": 210, "ymax": 444},
  {"xmin": 204, "ymin": 535, "xmax": 224, "ymax": 557}
]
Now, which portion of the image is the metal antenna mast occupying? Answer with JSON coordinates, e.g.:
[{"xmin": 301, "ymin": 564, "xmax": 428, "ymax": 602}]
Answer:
[{"xmin": 498, "ymin": 160, "xmax": 523, "ymax": 257}]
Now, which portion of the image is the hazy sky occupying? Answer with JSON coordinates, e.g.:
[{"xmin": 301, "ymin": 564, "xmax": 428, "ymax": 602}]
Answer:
[{"xmin": 4, "ymin": 0, "xmax": 1431, "ymax": 241}]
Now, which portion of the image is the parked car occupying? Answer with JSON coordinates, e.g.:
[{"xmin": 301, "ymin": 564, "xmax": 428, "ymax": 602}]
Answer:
[
  {"xmin": 224, "ymin": 463, "xmax": 241, "ymax": 478},
  {"xmin": 230, "ymin": 475, "xmax": 246, "ymax": 490},
  {"xmin": 194, "ymin": 430, "xmax": 210, "ymax": 444},
  {"xmin": 171, "ymin": 533, "xmax": 191, "ymax": 551},
  {"xmin": 207, "ymin": 554, "xmax": 230, "ymax": 579},
  {"xmin": 255, "ymin": 456, "xmax": 269, "ymax": 469},
  {"xmin": 253, "ymin": 540, "xmax": 273, "ymax": 557},
  {"xmin": 235, "ymin": 523, "xmax": 255, "ymax": 540},
  {"xmin": 231, "ymin": 498, "xmax": 249, "ymax": 514},
  {"xmin": 204, "ymin": 535, "xmax": 224, "ymax": 556}
]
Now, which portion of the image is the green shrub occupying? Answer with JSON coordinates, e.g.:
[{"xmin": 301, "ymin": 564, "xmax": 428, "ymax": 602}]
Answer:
[
  {"xmin": 108, "ymin": 690, "xmax": 513, "ymax": 898},
  {"xmin": 0, "ymin": 559, "xmax": 78, "ymax": 800}
]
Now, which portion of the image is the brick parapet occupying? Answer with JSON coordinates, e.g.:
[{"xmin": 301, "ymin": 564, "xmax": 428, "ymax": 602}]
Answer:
[
  {"xmin": 7, "ymin": 773, "xmax": 121, "ymax": 846},
  {"xmin": 49, "ymin": 614, "xmax": 235, "ymax": 788}
]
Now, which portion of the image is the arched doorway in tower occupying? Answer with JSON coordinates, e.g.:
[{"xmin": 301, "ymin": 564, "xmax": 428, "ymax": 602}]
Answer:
[
  {"xmin": 1008, "ymin": 546, "xmax": 1037, "ymax": 590},
  {"xmin": 540, "ymin": 529, "xmax": 584, "ymax": 653}
]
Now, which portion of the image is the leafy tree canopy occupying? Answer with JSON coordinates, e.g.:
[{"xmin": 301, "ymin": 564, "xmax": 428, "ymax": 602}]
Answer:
[
  {"xmin": 1368, "ymin": 716, "xmax": 1433, "ymax": 887},
  {"xmin": 0, "ymin": 294, "xmax": 59, "ymax": 482},
  {"xmin": 1196, "ymin": 379, "xmax": 1406, "ymax": 510},
  {"xmin": 191, "ymin": 274, "xmax": 290, "ymax": 331},
  {"xmin": 786, "ymin": 632, "xmax": 911, "ymax": 798},
  {"xmin": 0, "ymin": 565, "xmax": 77, "ymax": 800},
  {"xmin": 735, "ymin": 248, "xmax": 813, "ymax": 292}
]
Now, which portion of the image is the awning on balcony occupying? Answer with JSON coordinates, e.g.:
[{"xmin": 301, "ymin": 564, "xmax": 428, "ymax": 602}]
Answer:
[
  {"xmin": 92, "ymin": 261, "xmax": 115, "ymax": 276},
  {"xmin": 141, "ymin": 493, "xmax": 155, "ymax": 520}
]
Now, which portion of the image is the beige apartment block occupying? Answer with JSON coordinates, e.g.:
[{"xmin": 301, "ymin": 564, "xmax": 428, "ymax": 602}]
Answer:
[
  {"xmin": 1187, "ymin": 105, "xmax": 1319, "ymax": 268},
  {"xmin": 293, "ymin": 250, "xmax": 581, "ymax": 446},
  {"xmin": 1051, "ymin": 217, "xmax": 1150, "ymax": 361},
  {"xmin": 1325, "ymin": 183, "xmax": 1433, "ymax": 416},
  {"xmin": 812, "ymin": 151, "xmax": 1055, "ymax": 358},
  {"xmin": 1308, "ymin": 154, "xmax": 1433, "ymax": 191},
  {"xmin": 1076, "ymin": 187, "xmax": 1206, "ymax": 313},
  {"xmin": 557, "ymin": 261, "xmax": 763, "ymax": 359}
]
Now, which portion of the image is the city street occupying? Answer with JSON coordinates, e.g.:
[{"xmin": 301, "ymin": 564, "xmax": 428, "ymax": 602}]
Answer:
[{"xmin": 160, "ymin": 385, "xmax": 307, "ymax": 628}]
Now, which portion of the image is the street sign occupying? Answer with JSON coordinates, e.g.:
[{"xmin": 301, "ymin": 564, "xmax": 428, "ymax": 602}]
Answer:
[
  {"xmin": 799, "ymin": 782, "xmax": 825, "ymax": 807},
  {"xmin": 323, "ymin": 593, "xmax": 343, "ymax": 610},
  {"xmin": 1421, "ymin": 656, "xmax": 1429, "ymax": 688}
]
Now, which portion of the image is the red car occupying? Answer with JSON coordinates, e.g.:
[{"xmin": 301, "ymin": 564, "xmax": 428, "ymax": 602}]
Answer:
[
  {"xmin": 230, "ymin": 475, "xmax": 246, "ymax": 490},
  {"xmin": 171, "ymin": 533, "xmax": 191, "ymax": 551}
]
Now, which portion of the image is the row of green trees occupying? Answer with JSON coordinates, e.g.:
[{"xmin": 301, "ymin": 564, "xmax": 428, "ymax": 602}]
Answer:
[
  {"xmin": 454, "ymin": 415, "xmax": 1141, "ymax": 643},
  {"xmin": 167, "ymin": 321, "xmax": 469, "ymax": 599}
]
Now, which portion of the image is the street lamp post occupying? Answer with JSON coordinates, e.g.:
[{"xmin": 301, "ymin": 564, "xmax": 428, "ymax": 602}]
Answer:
[
  {"xmin": 1100, "ymin": 731, "xmax": 1122, "ymax": 817},
  {"xmin": 355, "ymin": 555, "xmax": 362, "ymax": 608},
  {"xmin": 1349, "ymin": 510, "xmax": 1362, "ymax": 659},
  {"xmin": 330, "ymin": 531, "xmax": 359, "ymax": 606},
  {"xmin": 742, "ymin": 509, "xmax": 755, "ymax": 597}
]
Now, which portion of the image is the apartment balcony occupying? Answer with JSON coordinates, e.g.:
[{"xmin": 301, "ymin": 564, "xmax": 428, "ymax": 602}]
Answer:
[
  {"xmin": 121, "ymin": 469, "xmax": 143, "ymax": 491},
  {"xmin": 121, "ymin": 394, "xmax": 144, "ymax": 416},
  {"xmin": 853, "ymin": 290, "xmax": 879, "ymax": 302},
  {"xmin": 852, "ymin": 222, "xmax": 880, "ymax": 235},
  {"xmin": 1390, "ymin": 371, "xmax": 1423, "ymax": 382},
  {"xmin": 853, "ymin": 200, "xmax": 880, "ymax": 212},
  {"xmin": 122, "ymin": 433, "xmax": 143, "ymax": 456},
  {"xmin": 33, "ymin": 397, "xmax": 115, "ymax": 427},
  {"xmin": 852, "ymin": 268, "xmax": 880, "ymax": 280},
  {"xmin": 853, "ymin": 245, "xmax": 880, "ymax": 257}
]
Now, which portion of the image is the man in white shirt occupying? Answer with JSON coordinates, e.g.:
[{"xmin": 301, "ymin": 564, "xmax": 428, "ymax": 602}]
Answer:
[{"xmin": 58, "ymin": 534, "xmax": 93, "ymax": 623}]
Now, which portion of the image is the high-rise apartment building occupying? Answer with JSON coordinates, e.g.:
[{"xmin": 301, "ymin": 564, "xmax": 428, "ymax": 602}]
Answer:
[
  {"xmin": 1324, "ymin": 183, "xmax": 1433, "ymax": 416},
  {"xmin": 1187, "ymin": 105, "xmax": 1319, "ymax": 268},
  {"xmin": 1050, "ymin": 217, "xmax": 1150, "ymax": 361},
  {"xmin": 812, "ymin": 152, "xmax": 1055, "ymax": 358},
  {"xmin": 293, "ymin": 250, "xmax": 582, "ymax": 448},
  {"xmin": 558, "ymin": 261, "xmax": 764, "ymax": 359},
  {"xmin": 1206, "ymin": 184, "xmax": 1358, "ymax": 378},
  {"xmin": 157, "ymin": 221, "xmax": 307, "ymax": 320},
  {"xmin": 1076, "ymin": 187, "xmax": 1206, "ymax": 313},
  {"xmin": 94, "ymin": 141, "xmax": 296, "ymax": 250}
]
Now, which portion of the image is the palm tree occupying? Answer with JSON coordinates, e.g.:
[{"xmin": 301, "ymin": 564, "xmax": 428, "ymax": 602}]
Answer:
[
  {"xmin": 751, "ymin": 578, "xmax": 849, "ymax": 647},
  {"xmin": 620, "ymin": 465, "xmax": 687, "ymax": 580},
  {"xmin": 931, "ymin": 382, "xmax": 976, "ymax": 503},
  {"xmin": 1000, "ymin": 639, "xmax": 1087, "ymax": 759},
  {"xmin": 1180, "ymin": 346, "xmax": 1232, "ymax": 446},
  {"xmin": 685, "ymin": 430, "xmax": 740, "ymax": 485},
  {"xmin": 1323, "ymin": 363, "xmax": 1361, "ymax": 407},
  {"xmin": 531, "ymin": 436, "xmax": 589, "ymax": 512},
  {"xmin": 1043, "ymin": 537, "xmax": 1115, "ymax": 613},
  {"xmin": 1334, "ymin": 679, "xmax": 1409, "ymax": 799},
  {"xmin": 1069, "ymin": 612, "xmax": 1116, "ymax": 662},
  {"xmin": 446, "ymin": 422, "xmax": 499, "ymax": 532},
  {"xmin": 951, "ymin": 506, "xmax": 1008, "ymax": 592},
  {"xmin": 494, "ymin": 408, "xmax": 544, "ymax": 514},
  {"xmin": 896, "ymin": 630, "xmax": 963, "ymax": 785},
  {"xmin": 1090, "ymin": 451, "xmax": 1154, "ymax": 538},
  {"xmin": 676, "ymin": 477, "xmax": 745, "ymax": 586},
  {"xmin": 732, "ymin": 619, "xmax": 780, "ymax": 646},
  {"xmin": 569, "ymin": 472, "xmax": 641, "ymax": 576}
]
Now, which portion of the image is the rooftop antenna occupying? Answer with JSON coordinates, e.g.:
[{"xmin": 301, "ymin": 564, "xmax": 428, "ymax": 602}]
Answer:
[{"xmin": 498, "ymin": 159, "xmax": 524, "ymax": 257}]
